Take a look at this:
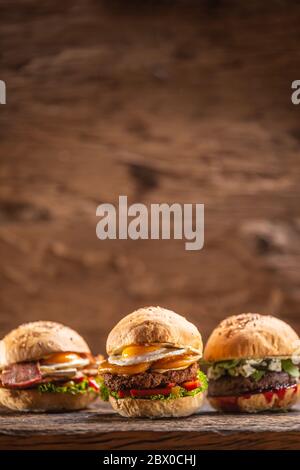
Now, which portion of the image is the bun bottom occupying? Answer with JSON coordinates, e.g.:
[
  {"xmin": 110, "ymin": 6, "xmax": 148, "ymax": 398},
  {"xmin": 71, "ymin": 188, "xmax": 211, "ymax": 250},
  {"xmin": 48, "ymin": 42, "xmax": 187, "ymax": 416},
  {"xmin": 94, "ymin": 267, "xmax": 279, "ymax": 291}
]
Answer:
[
  {"xmin": 0, "ymin": 387, "xmax": 97, "ymax": 412},
  {"xmin": 109, "ymin": 393, "xmax": 204, "ymax": 418},
  {"xmin": 208, "ymin": 384, "xmax": 300, "ymax": 413}
]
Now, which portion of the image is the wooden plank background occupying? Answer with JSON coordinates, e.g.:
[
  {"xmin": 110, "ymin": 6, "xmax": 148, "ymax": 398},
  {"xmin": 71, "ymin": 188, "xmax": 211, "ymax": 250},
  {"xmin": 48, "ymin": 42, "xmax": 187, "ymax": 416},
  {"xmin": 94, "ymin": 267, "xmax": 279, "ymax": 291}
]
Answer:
[{"xmin": 0, "ymin": 0, "xmax": 300, "ymax": 355}]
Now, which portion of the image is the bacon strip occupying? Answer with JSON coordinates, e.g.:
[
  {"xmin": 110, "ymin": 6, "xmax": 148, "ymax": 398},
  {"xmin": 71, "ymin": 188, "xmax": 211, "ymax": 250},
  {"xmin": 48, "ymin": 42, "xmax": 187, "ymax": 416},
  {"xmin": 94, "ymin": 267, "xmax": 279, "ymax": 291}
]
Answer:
[{"xmin": 1, "ymin": 362, "xmax": 42, "ymax": 389}]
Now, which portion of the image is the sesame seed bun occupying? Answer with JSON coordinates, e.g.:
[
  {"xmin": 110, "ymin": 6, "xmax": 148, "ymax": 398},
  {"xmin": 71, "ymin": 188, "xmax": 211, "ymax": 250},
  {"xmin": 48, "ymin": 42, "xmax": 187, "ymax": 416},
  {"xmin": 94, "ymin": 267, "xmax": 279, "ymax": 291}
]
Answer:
[
  {"xmin": 106, "ymin": 306, "xmax": 203, "ymax": 356},
  {"xmin": 0, "ymin": 387, "xmax": 97, "ymax": 412},
  {"xmin": 0, "ymin": 321, "xmax": 91, "ymax": 367},
  {"xmin": 204, "ymin": 313, "xmax": 300, "ymax": 362}
]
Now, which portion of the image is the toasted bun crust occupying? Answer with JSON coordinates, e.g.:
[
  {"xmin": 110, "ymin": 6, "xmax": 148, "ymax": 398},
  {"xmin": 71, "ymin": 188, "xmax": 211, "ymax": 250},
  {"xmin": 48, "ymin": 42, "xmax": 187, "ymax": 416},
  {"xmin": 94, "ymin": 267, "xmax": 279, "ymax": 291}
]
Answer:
[
  {"xmin": 208, "ymin": 385, "xmax": 300, "ymax": 413},
  {"xmin": 0, "ymin": 388, "xmax": 97, "ymax": 412},
  {"xmin": 109, "ymin": 393, "xmax": 204, "ymax": 418},
  {"xmin": 106, "ymin": 306, "xmax": 202, "ymax": 356},
  {"xmin": 204, "ymin": 313, "xmax": 300, "ymax": 362},
  {"xmin": 0, "ymin": 321, "xmax": 91, "ymax": 366}
]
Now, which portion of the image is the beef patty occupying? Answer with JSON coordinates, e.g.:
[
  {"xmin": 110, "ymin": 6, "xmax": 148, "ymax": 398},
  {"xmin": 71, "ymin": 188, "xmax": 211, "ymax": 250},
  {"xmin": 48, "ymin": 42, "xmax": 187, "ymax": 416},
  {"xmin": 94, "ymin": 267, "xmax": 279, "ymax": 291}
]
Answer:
[
  {"xmin": 103, "ymin": 362, "xmax": 198, "ymax": 391},
  {"xmin": 208, "ymin": 371, "xmax": 297, "ymax": 397}
]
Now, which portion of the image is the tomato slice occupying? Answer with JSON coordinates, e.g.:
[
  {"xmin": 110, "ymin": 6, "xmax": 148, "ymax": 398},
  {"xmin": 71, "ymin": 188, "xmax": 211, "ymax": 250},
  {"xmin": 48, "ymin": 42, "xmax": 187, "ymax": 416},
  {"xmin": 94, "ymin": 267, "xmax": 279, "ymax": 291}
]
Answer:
[
  {"xmin": 116, "ymin": 383, "xmax": 175, "ymax": 399},
  {"xmin": 88, "ymin": 378, "xmax": 100, "ymax": 392},
  {"xmin": 182, "ymin": 379, "xmax": 201, "ymax": 391},
  {"xmin": 73, "ymin": 377, "xmax": 85, "ymax": 384},
  {"xmin": 118, "ymin": 390, "xmax": 131, "ymax": 398}
]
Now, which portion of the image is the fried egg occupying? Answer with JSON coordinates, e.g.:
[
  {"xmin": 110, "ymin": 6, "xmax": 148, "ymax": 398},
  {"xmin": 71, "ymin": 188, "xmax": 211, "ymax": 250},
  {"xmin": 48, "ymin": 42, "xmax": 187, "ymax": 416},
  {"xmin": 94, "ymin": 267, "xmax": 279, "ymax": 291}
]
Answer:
[
  {"xmin": 108, "ymin": 346, "xmax": 188, "ymax": 366},
  {"xmin": 40, "ymin": 353, "xmax": 90, "ymax": 372}
]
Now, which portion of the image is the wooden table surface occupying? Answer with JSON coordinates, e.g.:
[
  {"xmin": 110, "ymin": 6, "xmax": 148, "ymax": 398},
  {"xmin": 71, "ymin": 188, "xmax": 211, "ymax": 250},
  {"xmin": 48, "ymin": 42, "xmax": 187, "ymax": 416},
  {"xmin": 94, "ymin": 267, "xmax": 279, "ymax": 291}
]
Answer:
[{"xmin": 0, "ymin": 401, "xmax": 300, "ymax": 450}]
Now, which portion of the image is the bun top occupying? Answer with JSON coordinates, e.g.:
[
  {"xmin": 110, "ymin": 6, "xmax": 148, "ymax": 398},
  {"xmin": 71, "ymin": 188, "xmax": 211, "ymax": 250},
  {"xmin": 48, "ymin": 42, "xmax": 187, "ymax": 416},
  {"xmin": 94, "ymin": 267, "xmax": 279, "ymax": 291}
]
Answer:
[
  {"xmin": 204, "ymin": 313, "xmax": 300, "ymax": 362},
  {"xmin": 0, "ymin": 321, "xmax": 91, "ymax": 366},
  {"xmin": 106, "ymin": 306, "xmax": 203, "ymax": 356}
]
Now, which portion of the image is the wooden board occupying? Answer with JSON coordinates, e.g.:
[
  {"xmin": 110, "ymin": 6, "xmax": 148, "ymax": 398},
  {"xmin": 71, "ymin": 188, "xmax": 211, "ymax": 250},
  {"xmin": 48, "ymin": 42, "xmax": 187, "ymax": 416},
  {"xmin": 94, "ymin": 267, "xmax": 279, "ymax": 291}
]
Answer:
[{"xmin": 0, "ymin": 402, "xmax": 300, "ymax": 450}]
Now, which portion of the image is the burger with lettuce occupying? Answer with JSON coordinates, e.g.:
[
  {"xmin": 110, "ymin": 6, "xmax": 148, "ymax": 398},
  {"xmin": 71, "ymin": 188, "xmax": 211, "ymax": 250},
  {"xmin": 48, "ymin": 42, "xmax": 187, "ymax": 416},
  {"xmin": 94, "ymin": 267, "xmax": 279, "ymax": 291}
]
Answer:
[
  {"xmin": 99, "ymin": 306, "xmax": 207, "ymax": 418},
  {"xmin": 204, "ymin": 313, "xmax": 300, "ymax": 412},
  {"xmin": 0, "ymin": 321, "xmax": 101, "ymax": 411}
]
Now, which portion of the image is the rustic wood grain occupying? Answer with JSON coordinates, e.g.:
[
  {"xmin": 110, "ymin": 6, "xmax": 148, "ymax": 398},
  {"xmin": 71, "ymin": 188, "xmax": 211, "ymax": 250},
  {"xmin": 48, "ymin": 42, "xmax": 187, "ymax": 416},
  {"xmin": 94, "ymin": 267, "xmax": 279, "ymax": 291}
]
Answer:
[
  {"xmin": 0, "ymin": 0, "xmax": 300, "ymax": 353},
  {"xmin": 0, "ymin": 401, "xmax": 300, "ymax": 450},
  {"xmin": 0, "ymin": 0, "xmax": 300, "ymax": 450}
]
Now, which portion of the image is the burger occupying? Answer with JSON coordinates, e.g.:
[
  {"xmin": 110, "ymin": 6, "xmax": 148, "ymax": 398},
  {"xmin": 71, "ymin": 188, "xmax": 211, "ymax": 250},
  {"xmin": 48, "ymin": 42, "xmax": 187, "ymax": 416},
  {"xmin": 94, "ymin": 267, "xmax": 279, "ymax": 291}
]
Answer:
[
  {"xmin": 204, "ymin": 313, "xmax": 300, "ymax": 413},
  {"xmin": 0, "ymin": 321, "xmax": 102, "ymax": 411},
  {"xmin": 98, "ymin": 306, "xmax": 207, "ymax": 418}
]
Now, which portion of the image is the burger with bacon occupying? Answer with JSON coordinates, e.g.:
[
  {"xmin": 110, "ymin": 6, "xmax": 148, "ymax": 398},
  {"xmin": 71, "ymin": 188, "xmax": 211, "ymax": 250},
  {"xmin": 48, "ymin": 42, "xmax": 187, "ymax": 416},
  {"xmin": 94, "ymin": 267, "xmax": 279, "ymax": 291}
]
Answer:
[
  {"xmin": 98, "ymin": 306, "xmax": 207, "ymax": 418},
  {"xmin": 0, "ymin": 321, "xmax": 101, "ymax": 411},
  {"xmin": 204, "ymin": 313, "xmax": 300, "ymax": 413}
]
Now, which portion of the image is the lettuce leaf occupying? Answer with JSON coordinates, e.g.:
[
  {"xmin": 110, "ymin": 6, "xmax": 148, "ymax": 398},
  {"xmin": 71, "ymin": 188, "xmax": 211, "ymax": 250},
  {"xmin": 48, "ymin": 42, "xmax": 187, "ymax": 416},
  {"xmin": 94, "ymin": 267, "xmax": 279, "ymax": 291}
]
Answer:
[
  {"xmin": 214, "ymin": 359, "xmax": 240, "ymax": 370},
  {"xmin": 282, "ymin": 359, "xmax": 300, "ymax": 378},
  {"xmin": 208, "ymin": 357, "xmax": 300, "ymax": 381},
  {"xmin": 197, "ymin": 369, "xmax": 208, "ymax": 391},
  {"xmin": 251, "ymin": 369, "xmax": 266, "ymax": 382},
  {"xmin": 99, "ymin": 382, "xmax": 110, "ymax": 401},
  {"xmin": 110, "ymin": 390, "xmax": 119, "ymax": 400},
  {"xmin": 38, "ymin": 377, "xmax": 101, "ymax": 396}
]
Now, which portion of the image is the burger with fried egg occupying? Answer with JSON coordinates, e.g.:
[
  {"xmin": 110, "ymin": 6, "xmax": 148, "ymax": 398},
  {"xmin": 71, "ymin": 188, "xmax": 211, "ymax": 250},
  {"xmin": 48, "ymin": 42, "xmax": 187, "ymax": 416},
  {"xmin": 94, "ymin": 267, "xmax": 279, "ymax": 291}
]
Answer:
[
  {"xmin": 98, "ymin": 306, "xmax": 207, "ymax": 418},
  {"xmin": 204, "ymin": 313, "xmax": 300, "ymax": 413},
  {"xmin": 0, "ymin": 321, "xmax": 102, "ymax": 411}
]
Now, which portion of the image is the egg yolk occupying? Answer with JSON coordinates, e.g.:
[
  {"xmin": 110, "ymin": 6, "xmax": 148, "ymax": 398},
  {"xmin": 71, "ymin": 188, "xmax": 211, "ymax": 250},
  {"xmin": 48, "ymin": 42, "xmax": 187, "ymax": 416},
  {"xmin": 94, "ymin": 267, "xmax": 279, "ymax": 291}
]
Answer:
[
  {"xmin": 41, "ymin": 352, "xmax": 82, "ymax": 365},
  {"xmin": 98, "ymin": 360, "xmax": 150, "ymax": 375},
  {"xmin": 121, "ymin": 345, "xmax": 162, "ymax": 358}
]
